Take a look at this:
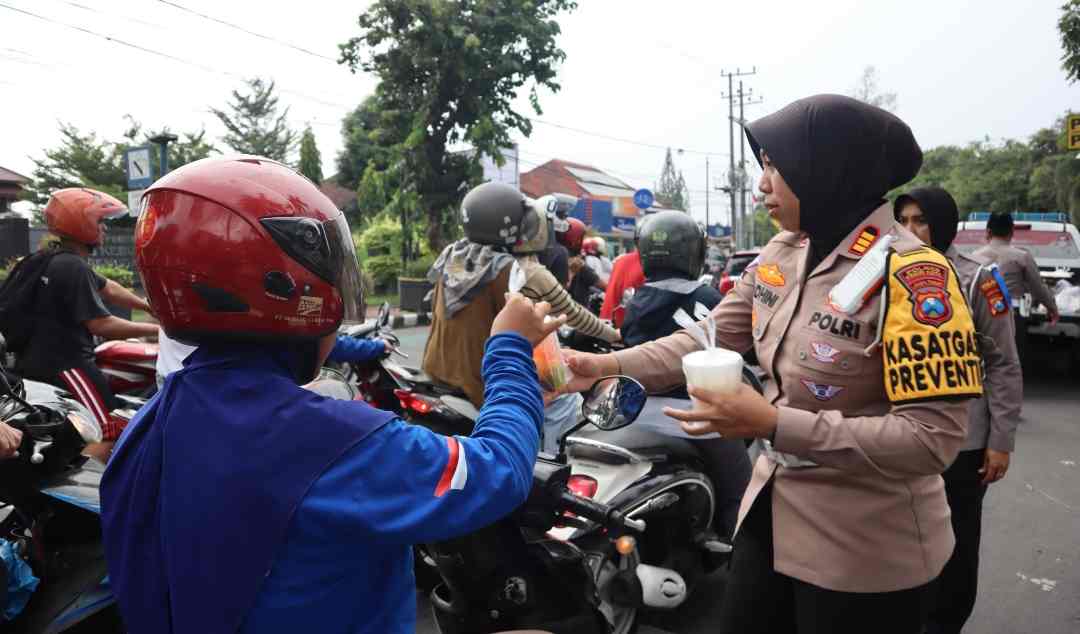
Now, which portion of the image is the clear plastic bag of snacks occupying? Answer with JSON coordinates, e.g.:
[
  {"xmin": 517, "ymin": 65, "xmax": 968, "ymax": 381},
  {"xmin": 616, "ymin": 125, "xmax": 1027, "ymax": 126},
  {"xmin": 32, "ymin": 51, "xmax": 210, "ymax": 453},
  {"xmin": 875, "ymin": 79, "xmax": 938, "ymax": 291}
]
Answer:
[{"xmin": 533, "ymin": 325, "xmax": 574, "ymax": 392}]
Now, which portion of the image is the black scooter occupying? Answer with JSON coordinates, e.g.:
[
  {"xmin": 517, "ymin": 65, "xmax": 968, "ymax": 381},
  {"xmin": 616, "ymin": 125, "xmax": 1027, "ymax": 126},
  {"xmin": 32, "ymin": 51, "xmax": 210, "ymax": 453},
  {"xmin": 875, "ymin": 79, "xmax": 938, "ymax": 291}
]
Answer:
[
  {"xmin": 0, "ymin": 340, "xmax": 122, "ymax": 632},
  {"xmin": 426, "ymin": 375, "xmax": 651, "ymax": 634}
]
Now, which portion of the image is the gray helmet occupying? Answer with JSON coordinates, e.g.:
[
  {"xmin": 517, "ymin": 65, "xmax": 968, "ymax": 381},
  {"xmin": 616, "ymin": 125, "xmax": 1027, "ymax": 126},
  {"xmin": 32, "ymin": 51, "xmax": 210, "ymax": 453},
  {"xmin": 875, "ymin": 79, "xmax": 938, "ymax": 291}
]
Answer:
[
  {"xmin": 460, "ymin": 182, "xmax": 537, "ymax": 250},
  {"xmin": 638, "ymin": 210, "xmax": 706, "ymax": 279}
]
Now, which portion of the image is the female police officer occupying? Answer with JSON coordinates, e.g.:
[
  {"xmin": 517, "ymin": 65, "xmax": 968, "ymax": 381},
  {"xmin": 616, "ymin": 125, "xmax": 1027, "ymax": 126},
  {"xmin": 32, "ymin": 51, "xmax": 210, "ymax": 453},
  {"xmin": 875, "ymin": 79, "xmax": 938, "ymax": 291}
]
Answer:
[
  {"xmin": 895, "ymin": 186, "xmax": 1022, "ymax": 634},
  {"xmin": 563, "ymin": 95, "xmax": 982, "ymax": 633}
]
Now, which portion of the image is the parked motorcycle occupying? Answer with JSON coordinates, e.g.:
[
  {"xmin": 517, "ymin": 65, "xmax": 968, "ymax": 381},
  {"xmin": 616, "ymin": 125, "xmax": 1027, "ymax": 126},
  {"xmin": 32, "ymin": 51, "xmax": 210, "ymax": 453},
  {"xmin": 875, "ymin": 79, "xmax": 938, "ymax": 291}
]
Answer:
[
  {"xmin": 416, "ymin": 364, "xmax": 760, "ymax": 628},
  {"xmin": 0, "ymin": 337, "xmax": 118, "ymax": 632},
  {"xmin": 333, "ymin": 303, "xmax": 476, "ymax": 437},
  {"xmin": 427, "ymin": 375, "xmax": 651, "ymax": 634},
  {"xmin": 93, "ymin": 340, "xmax": 158, "ymax": 399}
]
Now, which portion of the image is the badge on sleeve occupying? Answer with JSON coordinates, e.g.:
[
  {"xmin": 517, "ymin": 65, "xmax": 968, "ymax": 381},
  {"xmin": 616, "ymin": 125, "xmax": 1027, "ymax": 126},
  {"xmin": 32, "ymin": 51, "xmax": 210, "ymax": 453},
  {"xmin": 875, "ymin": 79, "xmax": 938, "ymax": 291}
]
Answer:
[
  {"xmin": 881, "ymin": 248, "xmax": 983, "ymax": 404},
  {"xmin": 979, "ymin": 277, "xmax": 1009, "ymax": 317},
  {"xmin": 757, "ymin": 264, "xmax": 786, "ymax": 287}
]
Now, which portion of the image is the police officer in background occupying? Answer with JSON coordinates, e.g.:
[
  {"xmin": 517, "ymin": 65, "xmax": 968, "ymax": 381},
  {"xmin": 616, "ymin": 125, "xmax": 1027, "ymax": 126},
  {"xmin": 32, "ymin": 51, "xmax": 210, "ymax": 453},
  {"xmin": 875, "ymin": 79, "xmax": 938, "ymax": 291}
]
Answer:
[
  {"xmin": 895, "ymin": 188, "xmax": 1022, "ymax": 634},
  {"xmin": 973, "ymin": 212, "xmax": 1059, "ymax": 368}
]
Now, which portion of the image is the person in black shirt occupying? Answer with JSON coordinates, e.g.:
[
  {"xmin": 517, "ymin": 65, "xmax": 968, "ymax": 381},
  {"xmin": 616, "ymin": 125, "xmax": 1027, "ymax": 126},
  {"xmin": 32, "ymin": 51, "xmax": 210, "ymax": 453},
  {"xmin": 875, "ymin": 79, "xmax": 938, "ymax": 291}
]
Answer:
[{"xmin": 16, "ymin": 188, "xmax": 158, "ymax": 441}]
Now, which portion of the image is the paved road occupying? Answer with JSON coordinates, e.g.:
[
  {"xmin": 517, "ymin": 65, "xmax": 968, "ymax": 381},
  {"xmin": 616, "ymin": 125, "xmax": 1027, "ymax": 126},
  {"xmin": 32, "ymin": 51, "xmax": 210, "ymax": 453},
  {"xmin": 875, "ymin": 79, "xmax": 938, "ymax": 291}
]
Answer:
[{"xmin": 396, "ymin": 325, "xmax": 1080, "ymax": 634}]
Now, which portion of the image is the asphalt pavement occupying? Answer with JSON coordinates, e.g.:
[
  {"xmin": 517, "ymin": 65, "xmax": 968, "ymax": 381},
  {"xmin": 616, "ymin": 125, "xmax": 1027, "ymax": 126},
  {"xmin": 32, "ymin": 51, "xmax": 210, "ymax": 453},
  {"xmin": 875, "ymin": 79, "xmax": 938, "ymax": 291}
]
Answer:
[{"xmin": 396, "ymin": 325, "xmax": 1080, "ymax": 634}]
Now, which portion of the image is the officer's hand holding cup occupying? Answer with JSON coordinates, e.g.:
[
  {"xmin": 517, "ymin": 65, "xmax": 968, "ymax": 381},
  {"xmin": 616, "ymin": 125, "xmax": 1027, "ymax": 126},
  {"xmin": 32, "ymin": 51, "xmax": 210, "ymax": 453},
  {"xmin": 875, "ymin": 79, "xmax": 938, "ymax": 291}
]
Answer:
[{"xmin": 664, "ymin": 348, "xmax": 779, "ymax": 439}]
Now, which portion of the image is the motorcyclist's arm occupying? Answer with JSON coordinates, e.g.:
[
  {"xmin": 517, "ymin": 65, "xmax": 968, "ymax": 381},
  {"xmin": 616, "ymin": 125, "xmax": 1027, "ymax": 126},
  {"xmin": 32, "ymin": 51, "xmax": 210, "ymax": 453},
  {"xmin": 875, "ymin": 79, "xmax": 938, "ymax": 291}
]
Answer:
[
  {"xmin": 521, "ymin": 265, "xmax": 618, "ymax": 342},
  {"xmin": 86, "ymin": 316, "xmax": 159, "ymax": 340},
  {"xmin": 306, "ymin": 333, "xmax": 542, "ymax": 544},
  {"xmin": 326, "ymin": 335, "xmax": 385, "ymax": 363},
  {"xmin": 100, "ymin": 279, "xmax": 152, "ymax": 314}
]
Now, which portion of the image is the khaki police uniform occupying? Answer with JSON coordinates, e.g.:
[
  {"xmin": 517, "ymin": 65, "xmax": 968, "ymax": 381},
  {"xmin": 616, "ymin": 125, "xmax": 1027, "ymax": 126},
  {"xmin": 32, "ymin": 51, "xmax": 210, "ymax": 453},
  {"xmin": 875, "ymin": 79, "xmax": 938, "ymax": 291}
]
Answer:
[
  {"xmin": 613, "ymin": 202, "xmax": 982, "ymax": 593},
  {"xmin": 924, "ymin": 247, "xmax": 1022, "ymax": 633},
  {"xmin": 973, "ymin": 238, "xmax": 1057, "ymax": 314},
  {"xmin": 948, "ymin": 247, "xmax": 1022, "ymax": 452},
  {"xmin": 973, "ymin": 237, "xmax": 1056, "ymax": 366}
]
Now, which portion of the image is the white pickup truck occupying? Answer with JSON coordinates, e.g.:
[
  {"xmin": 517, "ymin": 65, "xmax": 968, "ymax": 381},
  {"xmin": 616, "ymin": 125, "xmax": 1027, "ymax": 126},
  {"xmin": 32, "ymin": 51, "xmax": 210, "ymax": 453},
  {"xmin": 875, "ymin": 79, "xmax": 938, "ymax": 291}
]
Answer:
[{"xmin": 953, "ymin": 213, "xmax": 1080, "ymax": 342}]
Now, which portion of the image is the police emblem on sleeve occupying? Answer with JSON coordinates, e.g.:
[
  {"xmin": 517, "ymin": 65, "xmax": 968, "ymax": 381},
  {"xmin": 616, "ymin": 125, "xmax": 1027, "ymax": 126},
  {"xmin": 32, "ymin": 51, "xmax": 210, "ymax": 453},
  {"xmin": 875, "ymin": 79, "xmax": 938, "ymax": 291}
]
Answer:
[
  {"xmin": 882, "ymin": 248, "xmax": 983, "ymax": 404},
  {"xmin": 980, "ymin": 277, "xmax": 1009, "ymax": 317},
  {"xmin": 893, "ymin": 262, "xmax": 953, "ymax": 327}
]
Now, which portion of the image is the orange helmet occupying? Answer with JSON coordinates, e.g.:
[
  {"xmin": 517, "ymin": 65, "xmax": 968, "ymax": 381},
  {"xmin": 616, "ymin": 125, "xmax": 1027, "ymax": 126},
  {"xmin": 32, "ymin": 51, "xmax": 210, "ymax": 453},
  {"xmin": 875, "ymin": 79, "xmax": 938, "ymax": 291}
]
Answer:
[
  {"xmin": 135, "ymin": 155, "xmax": 363, "ymax": 343},
  {"xmin": 44, "ymin": 188, "xmax": 127, "ymax": 246}
]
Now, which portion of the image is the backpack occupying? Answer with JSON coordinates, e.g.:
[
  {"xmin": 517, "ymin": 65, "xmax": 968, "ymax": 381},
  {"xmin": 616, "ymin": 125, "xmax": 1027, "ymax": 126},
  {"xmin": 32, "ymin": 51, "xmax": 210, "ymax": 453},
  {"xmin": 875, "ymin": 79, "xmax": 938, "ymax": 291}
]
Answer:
[{"xmin": 0, "ymin": 250, "xmax": 63, "ymax": 354}]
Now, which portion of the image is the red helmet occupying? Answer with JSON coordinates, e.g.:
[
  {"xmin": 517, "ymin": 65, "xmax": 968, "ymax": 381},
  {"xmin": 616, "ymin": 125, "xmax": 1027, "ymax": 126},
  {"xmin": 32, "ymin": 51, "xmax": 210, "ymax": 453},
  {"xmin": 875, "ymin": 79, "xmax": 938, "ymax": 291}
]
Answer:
[
  {"xmin": 557, "ymin": 217, "xmax": 587, "ymax": 254},
  {"xmin": 135, "ymin": 156, "xmax": 363, "ymax": 343},
  {"xmin": 44, "ymin": 188, "xmax": 127, "ymax": 246}
]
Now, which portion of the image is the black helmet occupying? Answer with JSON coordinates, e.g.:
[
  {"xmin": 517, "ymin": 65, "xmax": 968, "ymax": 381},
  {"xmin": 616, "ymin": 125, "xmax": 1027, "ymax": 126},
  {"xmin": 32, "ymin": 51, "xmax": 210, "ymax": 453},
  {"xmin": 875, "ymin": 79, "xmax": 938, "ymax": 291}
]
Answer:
[
  {"xmin": 638, "ymin": 210, "xmax": 706, "ymax": 279},
  {"xmin": 460, "ymin": 182, "xmax": 539, "ymax": 251},
  {"xmin": 634, "ymin": 213, "xmax": 652, "ymax": 246}
]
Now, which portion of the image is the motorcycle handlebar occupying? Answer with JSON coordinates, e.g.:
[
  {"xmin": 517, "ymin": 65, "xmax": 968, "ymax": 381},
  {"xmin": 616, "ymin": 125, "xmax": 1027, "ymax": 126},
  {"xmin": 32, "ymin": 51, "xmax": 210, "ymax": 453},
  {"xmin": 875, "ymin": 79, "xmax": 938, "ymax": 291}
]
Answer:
[{"xmin": 556, "ymin": 490, "xmax": 646, "ymax": 533}]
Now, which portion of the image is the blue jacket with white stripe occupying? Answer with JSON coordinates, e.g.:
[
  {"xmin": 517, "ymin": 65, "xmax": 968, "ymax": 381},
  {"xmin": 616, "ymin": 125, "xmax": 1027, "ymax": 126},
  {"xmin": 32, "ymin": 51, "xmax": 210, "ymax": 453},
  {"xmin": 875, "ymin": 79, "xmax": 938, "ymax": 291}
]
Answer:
[{"xmin": 101, "ymin": 333, "xmax": 542, "ymax": 634}]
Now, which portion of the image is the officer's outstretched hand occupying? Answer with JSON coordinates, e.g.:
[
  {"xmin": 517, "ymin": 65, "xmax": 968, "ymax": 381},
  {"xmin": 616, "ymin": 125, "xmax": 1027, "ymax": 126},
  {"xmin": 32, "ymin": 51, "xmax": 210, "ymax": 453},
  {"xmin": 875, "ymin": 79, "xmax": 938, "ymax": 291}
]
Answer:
[
  {"xmin": 663, "ymin": 384, "xmax": 779, "ymax": 439},
  {"xmin": 492, "ymin": 293, "xmax": 567, "ymax": 347}
]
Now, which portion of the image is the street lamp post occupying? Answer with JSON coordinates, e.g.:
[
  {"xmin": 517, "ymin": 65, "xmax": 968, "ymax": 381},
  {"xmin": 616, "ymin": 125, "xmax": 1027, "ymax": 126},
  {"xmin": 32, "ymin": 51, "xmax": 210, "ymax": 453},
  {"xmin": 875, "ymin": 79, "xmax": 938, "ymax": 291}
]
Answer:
[{"xmin": 148, "ymin": 132, "xmax": 179, "ymax": 177}]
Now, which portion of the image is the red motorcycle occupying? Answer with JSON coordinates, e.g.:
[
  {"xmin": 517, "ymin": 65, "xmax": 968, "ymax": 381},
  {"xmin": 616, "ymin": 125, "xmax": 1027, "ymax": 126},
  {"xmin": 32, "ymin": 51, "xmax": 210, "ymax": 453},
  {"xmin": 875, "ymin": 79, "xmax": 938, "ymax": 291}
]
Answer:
[{"xmin": 93, "ymin": 340, "xmax": 158, "ymax": 398}]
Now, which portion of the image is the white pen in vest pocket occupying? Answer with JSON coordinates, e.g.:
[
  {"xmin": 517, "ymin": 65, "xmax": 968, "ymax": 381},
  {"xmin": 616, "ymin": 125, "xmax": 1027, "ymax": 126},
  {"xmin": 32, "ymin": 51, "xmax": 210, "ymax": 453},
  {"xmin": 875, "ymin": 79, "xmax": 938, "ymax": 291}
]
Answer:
[{"xmin": 828, "ymin": 235, "xmax": 896, "ymax": 314}]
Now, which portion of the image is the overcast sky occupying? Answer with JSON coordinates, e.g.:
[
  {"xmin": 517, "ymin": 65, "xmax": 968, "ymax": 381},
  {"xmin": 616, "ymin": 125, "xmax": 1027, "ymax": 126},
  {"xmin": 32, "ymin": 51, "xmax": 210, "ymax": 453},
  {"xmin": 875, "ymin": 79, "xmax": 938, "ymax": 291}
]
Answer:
[{"xmin": 2, "ymin": 0, "xmax": 1077, "ymax": 225}]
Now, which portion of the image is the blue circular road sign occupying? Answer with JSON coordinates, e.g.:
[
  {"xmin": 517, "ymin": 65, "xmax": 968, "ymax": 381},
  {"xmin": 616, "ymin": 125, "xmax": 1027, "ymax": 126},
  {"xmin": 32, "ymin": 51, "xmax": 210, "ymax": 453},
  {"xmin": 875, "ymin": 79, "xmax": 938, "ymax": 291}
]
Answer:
[{"xmin": 633, "ymin": 188, "xmax": 655, "ymax": 209}]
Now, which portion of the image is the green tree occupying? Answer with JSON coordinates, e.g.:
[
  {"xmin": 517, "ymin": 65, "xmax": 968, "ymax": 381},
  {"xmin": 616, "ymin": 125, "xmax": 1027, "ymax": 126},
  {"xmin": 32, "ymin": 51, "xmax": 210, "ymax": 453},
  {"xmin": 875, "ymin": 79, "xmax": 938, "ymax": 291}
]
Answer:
[
  {"xmin": 336, "ymin": 95, "xmax": 400, "ymax": 191},
  {"xmin": 655, "ymin": 148, "xmax": 690, "ymax": 211},
  {"xmin": 1059, "ymin": 0, "xmax": 1080, "ymax": 83},
  {"xmin": 339, "ymin": 0, "xmax": 579, "ymax": 252},
  {"xmin": 27, "ymin": 118, "xmax": 216, "ymax": 223},
  {"xmin": 211, "ymin": 78, "xmax": 297, "ymax": 162},
  {"xmin": 298, "ymin": 125, "xmax": 323, "ymax": 184}
]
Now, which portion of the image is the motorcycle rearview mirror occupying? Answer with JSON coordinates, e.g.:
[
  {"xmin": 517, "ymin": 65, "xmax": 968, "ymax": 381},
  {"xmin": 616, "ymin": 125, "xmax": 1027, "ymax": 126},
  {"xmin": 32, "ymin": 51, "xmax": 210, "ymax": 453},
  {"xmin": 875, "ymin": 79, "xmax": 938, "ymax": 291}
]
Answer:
[
  {"xmin": 555, "ymin": 376, "xmax": 646, "ymax": 463},
  {"xmin": 377, "ymin": 302, "xmax": 391, "ymax": 328},
  {"xmin": 581, "ymin": 376, "xmax": 646, "ymax": 431}
]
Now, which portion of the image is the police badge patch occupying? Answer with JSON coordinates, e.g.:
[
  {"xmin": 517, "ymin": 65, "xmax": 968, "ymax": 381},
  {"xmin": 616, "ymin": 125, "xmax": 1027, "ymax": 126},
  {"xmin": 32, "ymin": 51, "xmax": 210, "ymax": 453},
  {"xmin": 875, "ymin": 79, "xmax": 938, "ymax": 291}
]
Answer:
[
  {"xmin": 979, "ymin": 277, "xmax": 1009, "ymax": 317},
  {"xmin": 800, "ymin": 379, "xmax": 844, "ymax": 401},
  {"xmin": 893, "ymin": 262, "xmax": 953, "ymax": 327},
  {"xmin": 810, "ymin": 341, "xmax": 840, "ymax": 363}
]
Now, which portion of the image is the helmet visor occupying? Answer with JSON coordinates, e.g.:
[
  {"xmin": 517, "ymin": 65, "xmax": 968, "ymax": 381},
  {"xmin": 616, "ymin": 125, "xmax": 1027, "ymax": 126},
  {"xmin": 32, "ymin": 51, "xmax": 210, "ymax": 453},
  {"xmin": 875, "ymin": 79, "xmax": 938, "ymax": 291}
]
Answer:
[
  {"xmin": 324, "ymin": 213, "xmax": 364, "ymax": 325},
  {"xmin": 262, "ymin": 213, "xmax": 364, "ymax": 326}
]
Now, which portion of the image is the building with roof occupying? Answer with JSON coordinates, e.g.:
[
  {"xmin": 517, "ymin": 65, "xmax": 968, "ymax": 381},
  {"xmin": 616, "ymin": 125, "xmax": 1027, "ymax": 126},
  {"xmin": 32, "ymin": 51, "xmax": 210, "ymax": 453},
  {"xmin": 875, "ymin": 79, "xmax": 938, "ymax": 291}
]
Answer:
[
  {"xmin": 0, "ymin": 166, "xmax": 30, "ymax": 215},
  {"xmin": 520, "ymin": 159, "xmax": 675, "ymax": 248}
]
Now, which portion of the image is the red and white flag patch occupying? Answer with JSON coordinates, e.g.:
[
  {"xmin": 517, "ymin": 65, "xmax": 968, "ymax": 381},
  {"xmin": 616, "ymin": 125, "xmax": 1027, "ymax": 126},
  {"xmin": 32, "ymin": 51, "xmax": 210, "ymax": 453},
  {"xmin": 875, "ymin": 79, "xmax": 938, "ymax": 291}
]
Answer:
[{"xmin": 434, "ymin": 437, "xmax": 469, "ymax": 497}]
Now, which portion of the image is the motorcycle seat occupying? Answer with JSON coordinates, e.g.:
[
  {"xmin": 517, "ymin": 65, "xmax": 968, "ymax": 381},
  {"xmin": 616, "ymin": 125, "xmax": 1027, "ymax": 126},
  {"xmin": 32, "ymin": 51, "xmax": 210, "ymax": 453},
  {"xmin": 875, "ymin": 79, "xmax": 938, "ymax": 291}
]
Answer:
[{"xmin": 570, "ymin": 425, "xmax": 700, "ymax": 462}]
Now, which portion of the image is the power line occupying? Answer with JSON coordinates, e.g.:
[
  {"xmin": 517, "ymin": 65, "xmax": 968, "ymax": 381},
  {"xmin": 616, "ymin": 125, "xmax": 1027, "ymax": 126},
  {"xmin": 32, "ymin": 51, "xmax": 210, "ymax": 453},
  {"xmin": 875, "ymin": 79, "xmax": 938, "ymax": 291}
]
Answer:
[
  {"xmin": 154, "ymin": 0, "xmax": 337, "ymax": 63},
  {"xmin": 0, "ymin": 2, "xmax": 352, "ymax": 111},
  {"xmin": 529, "ymin": 118, "xmax": 730, "ymax": 158},
  {"xmin": 55, "ymin": 0, "xmax": 168, "ymax": 30}
]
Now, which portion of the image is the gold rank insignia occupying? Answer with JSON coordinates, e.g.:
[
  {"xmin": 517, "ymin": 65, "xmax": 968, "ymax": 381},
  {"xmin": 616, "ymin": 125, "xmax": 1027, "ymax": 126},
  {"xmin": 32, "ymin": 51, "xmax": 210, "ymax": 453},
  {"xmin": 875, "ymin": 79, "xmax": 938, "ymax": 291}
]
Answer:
[
  {"xmin": 881, "ymin": 247, "xmax": 983, "ymax": 404},
  {"xmin": 848, "ymin": 226, "xmax": 880, "ymax": 256}
]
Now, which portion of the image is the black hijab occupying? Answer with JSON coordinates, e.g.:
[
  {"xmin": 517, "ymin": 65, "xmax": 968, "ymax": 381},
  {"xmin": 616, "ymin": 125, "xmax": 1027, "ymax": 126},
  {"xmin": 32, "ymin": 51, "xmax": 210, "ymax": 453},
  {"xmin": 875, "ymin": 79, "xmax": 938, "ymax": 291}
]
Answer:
[
  {"xmin": 893, "ymin": 186, "xmax": 959, "ymax": 252},
  {"xmin": 743, "ymin": 94, "xmax": 923, "ymax": 262}
]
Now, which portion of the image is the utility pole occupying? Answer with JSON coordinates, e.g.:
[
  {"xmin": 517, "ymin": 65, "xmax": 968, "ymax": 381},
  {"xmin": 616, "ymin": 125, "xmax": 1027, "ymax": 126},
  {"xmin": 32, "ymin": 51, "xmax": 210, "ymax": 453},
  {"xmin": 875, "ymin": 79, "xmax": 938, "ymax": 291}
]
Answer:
[
  {"xmin": 720, "ymin": 67, "xmax": 755, "ymax": 248},
  {"xmin": 736, "ymin": 82, "xmax": 763, "ymax": 247},
  {"xmin": 705, "ymin": 156, "xmax": 710, "ymax": 229}
]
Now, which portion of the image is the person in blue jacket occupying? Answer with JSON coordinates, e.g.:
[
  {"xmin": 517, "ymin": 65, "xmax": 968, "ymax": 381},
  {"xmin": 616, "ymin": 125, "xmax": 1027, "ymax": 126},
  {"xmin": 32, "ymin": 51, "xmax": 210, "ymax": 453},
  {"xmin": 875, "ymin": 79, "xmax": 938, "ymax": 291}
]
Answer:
[
  {"xmin": 156, "ymin": 327, "xmax": 393, "ymax": 387},
  {"xmin": 99, "ymin": 156, "xmax": 565, "ymax": 634}
]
